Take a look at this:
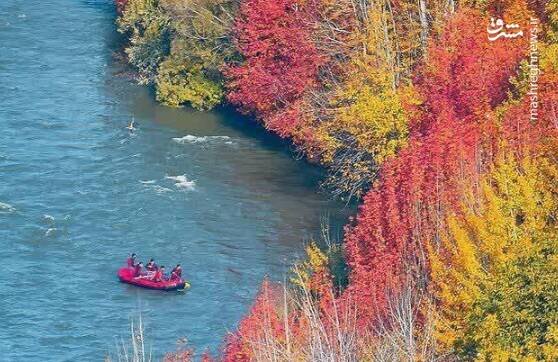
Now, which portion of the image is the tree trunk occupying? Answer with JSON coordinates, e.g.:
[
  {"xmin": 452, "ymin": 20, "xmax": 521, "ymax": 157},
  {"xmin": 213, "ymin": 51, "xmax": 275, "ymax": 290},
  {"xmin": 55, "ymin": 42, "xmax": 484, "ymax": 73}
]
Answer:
[{"xmin": 419, "ymin": 0, "xmax": 429, "ymax": 57}]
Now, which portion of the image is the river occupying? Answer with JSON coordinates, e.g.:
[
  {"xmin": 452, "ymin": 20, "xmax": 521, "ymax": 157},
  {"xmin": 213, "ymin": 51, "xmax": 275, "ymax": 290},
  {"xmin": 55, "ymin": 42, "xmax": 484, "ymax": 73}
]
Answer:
[{"xmin": 0, "ymin": 1, "xmax": 348, "ymax": 360}]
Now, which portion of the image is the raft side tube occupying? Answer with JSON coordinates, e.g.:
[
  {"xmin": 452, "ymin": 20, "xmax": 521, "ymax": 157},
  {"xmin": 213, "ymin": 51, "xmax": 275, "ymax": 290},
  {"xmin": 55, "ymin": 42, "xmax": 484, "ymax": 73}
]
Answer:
[{"xmin": 117, "ymin": 267, "xmax": 188, "ymax": 291}]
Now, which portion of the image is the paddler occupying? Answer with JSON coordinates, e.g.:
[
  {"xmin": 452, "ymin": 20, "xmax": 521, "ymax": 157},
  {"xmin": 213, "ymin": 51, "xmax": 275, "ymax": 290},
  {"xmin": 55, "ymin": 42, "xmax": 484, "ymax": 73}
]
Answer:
[
  {"xmin": 126, "ymin": 253, "xmax": 137, "ymax": 267},
  {"xmin": 146, "ymin": 258, "xmax": 158, "ymax": 272},
  {"xmin": 134, "ymin": 262, "xmax": 145, "ymax": 277},
  {"xmin": 170, "ymin": 264, "xmax": 182, "ymax": 281},
  {"xmin": 152, "ymin": 265, "xmax": 166, "ymax": 282}
]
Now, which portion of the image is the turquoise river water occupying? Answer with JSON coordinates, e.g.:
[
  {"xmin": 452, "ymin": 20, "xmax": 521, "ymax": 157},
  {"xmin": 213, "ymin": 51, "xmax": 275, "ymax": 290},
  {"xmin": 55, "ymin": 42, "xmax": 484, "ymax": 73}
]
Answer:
[{"xmin": 0, "ymin": 1, "xmax": 348, "ymax": 360}]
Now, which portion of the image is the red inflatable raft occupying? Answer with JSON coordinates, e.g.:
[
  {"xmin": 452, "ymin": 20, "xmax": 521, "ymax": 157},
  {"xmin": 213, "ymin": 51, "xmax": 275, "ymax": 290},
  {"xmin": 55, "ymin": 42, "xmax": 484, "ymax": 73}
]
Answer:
[{"xmin": 117, "ymin": 267, "xmax": 188, "ymax": 291}]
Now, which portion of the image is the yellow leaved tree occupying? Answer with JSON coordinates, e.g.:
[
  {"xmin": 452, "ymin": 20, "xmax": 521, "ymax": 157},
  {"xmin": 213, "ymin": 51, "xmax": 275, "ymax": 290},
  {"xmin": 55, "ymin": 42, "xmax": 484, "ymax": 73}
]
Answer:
[
  {"xmin": 310, "ymin": 2, "xmax": 423, "ymax": 200},
  {"xmin": 430, "ymin": 155, "xmax": 558, "ymax": 360}
]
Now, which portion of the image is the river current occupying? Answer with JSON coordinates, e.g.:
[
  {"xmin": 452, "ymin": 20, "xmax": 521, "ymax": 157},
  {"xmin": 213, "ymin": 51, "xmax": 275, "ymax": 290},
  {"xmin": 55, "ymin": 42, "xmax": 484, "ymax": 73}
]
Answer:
[{"xmin": 0, "ymin": 1, "xmax": 347, "ymax": 360}]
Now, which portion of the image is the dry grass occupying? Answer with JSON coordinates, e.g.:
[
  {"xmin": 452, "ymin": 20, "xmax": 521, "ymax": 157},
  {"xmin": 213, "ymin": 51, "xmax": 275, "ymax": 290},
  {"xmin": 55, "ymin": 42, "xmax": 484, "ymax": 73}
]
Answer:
[
  {"xmin": 106, "ymin": 315, "xmax": 152, "ymax": 362},
  {"xmin": 239, "ymin": 274, "xmax": 438, "ymax": 362}
]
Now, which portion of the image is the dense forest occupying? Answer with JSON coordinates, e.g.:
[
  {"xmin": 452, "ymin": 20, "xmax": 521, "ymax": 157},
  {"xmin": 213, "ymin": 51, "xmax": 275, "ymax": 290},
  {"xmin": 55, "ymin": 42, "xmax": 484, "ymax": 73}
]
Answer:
[{"xmin": 116, "ymin": 0, "xmax": 558, "ymax": 360}]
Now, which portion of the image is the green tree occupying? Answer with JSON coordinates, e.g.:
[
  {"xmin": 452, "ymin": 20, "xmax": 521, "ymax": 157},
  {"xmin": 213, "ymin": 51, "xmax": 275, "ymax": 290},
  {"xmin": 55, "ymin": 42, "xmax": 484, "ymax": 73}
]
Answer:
[
  {"xmin": 155, "ymin": 0, "xmax": 237, "ymax": 109},
  {"xmin": 117, "ymin": 0, "xmax": 170, "ymax": 83},
  {"xmin": 117, "ymin": 0, "xmax": 237, "ymax": 109}
]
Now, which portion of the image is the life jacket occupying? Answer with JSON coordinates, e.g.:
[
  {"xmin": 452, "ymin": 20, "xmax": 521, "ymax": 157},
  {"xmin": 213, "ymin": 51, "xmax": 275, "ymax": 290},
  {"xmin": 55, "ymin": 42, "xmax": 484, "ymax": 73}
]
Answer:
[
  {"xmin": 170, "ymin": 271, "xmax": 181, "ymax": 281},
  {"xmin": 171, "ymin": 267, "xmax": 182, "ymax": 278},
  {"xmin": 127, "ymin": 257, "xmax": 135, "ymax": 267},
  {"xmin": 151, "ymin": 270, "xmax": 161, "ymax": 282}
]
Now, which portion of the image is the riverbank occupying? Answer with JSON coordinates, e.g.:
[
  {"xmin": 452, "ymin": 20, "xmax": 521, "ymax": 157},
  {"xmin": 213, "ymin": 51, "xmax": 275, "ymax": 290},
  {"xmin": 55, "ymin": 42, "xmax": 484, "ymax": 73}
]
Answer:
[{"xmin": 115, "ymin": 0, "xmax": 558, "ymax": 360}]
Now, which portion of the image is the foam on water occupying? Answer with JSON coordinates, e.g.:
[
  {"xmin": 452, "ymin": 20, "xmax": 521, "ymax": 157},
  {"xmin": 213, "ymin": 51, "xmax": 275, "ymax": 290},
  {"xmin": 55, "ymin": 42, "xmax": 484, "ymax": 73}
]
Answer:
[
  {"xmin": 0, "ymin": 202, "xmax": 16, "ymax": 214},
  {"xmin": 153, "ymin": 185, "xmax": 173, "ymax": 193},
  {"xmin": 165, "ymin": 175, "xmax": 196, "ymax": 191},
  {"xmin": 141, "ymin": 179, "xmax": 175, "ymax": 194},
  {"xmin": 172, "ymin": 134, "xmax": 231, "ymax": 145},
  {"xmin": 45, "ymin": 228, "xmax": 57, "ymax": 237}
]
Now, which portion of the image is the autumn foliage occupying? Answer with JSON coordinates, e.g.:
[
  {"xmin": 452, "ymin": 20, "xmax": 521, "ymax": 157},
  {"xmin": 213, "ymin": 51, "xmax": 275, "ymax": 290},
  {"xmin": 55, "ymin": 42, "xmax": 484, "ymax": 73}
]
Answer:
[
  {"xmin": 115, "ymin": 0, "xmax": 128, "ymax": 13},
  {"xmin": 344, "ymin": 6, "xmax": 528, "ymax": 320},
  {"xmin": 117, "ymin": 0, "xmax": 558, "ymax": 359},
  {"xmin": 225, "ymin": 0, "xmax": 324, "ymax": 139},
  {"xmin": 222, "ymin": 280, "xmax": 289, "ymax": 362}
]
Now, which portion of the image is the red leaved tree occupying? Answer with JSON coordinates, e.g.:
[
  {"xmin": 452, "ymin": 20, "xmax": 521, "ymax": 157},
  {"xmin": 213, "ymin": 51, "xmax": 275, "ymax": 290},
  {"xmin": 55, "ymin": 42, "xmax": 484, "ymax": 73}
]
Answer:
[
  {"xmin": 222, "ymin": 279, "xmax": 286, "ymax": 362},
  {"xmin": 225, "ymin": 0, "xmax": 324, "ymax": 138},
  {"xmin": 115, "ymin": 0, "xmax": 128, "ymax": 13},
  {"xmin": 342, "ymin": 6, "xmax": 529, "ymax": 325}
]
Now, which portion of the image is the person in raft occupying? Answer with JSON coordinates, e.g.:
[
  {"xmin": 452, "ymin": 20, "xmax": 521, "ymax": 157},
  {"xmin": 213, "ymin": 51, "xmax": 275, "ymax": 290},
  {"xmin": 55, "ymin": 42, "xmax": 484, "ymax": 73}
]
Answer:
[
  {"xmin": 170, "ymin": 264, "xmax": 182, "ymax": 281},
  {"xmin": 146, "ymin": 258, "xmax": 158, "ymax": 272},
  {"xmin": 126, "ymin": 253, "xmax": 137, "ymax": 267},
  {"xmin": 151, "ymin": 266, "xmax": 166, "ymax": 282},
  {"xmin": 134, "ymin": 262, "xmax": 145, "ymax": 277}
]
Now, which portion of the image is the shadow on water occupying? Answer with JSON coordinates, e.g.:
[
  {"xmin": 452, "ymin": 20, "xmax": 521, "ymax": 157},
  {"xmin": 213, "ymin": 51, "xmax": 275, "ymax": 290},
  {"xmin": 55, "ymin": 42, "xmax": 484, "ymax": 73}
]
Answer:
[{"xmin": 100, "ymin": 0, "xmax": 326, "ymax": 183}]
